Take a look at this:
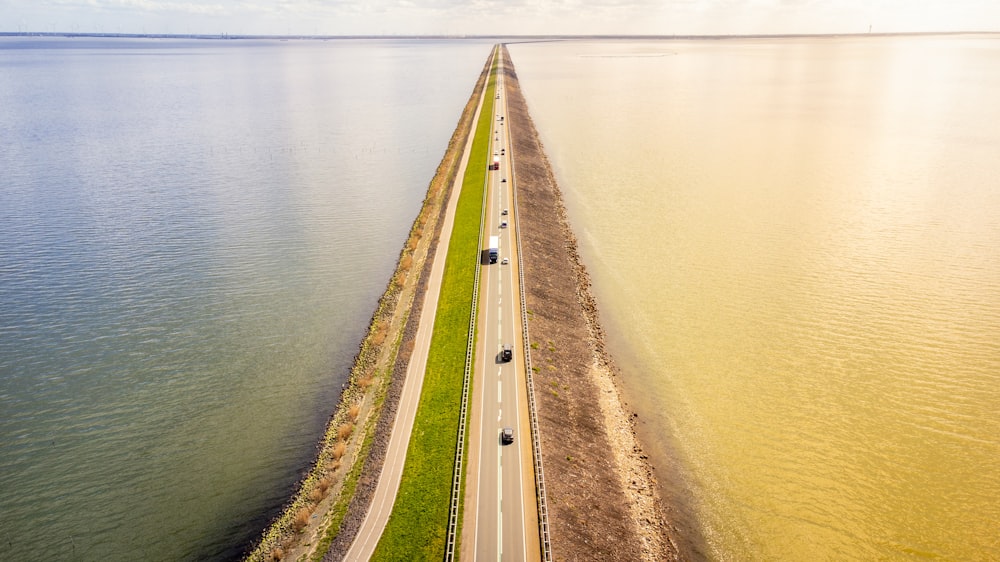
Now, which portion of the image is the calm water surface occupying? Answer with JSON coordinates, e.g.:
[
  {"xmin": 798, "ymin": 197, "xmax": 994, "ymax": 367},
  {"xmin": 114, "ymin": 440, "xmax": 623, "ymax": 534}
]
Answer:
[
  {"xmin": 0, "ymin": 37, "xmax": 492, "ymax": 560},
  {"xmin": 510, "ymin": 36, "xmax": 1000, "ymax": 560}
]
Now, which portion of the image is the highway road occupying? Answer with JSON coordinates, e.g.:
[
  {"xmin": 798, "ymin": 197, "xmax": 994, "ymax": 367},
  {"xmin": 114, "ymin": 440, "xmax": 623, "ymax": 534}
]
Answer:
[
  {"xmin": 462, "ymin": 50, "xmax": 541, "ymax": 561},
  {"xmin": 342, "ymin": 50, "xmax": 493, "ymax": 562},
  {"xmin": 344, "ymin": 46, "xmax": 539, "ymax": 562}
]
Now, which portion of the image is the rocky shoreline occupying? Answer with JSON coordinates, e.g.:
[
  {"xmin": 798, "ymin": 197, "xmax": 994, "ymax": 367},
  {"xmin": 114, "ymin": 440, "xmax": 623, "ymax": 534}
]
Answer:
[{"xmin": 501, "ymin": 44, "xmax": 680, "ymax": 561}]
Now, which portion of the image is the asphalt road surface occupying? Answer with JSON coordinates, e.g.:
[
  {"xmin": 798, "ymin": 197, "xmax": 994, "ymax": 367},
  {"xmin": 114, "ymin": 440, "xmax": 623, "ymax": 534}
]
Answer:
[{"xmin": 462, "ymin": 50, "xmax": 541, "ymax": 562}]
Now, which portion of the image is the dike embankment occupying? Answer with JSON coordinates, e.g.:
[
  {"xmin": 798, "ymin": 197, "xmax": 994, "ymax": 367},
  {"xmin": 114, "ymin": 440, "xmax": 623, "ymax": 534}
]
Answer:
[
  {"xmin": 244, "ymin": 52, "xmax": 492, "ymax": 562},
  {"xmin": 500, "ymin": 44, "xmax": 681, "ymax": 561}
]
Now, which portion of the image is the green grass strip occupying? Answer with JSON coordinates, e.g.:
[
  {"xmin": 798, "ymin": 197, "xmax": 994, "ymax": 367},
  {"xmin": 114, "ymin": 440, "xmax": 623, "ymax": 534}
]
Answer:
[{"xmin": 370, "ymin": 47, "xmax": 498, "ymax": 561}]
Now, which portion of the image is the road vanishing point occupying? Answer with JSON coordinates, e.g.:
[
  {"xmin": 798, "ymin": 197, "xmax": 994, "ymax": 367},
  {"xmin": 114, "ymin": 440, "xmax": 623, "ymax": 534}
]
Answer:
[{"xmin": 344, "ymin": 46, "xmax": 542, "ymax": 561}]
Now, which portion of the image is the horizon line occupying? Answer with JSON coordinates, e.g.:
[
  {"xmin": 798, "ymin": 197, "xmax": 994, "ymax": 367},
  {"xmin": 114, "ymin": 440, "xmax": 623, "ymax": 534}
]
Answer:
[{"xmin": 2, "ymin": 30, "xmax": 999, "ymax": 41}]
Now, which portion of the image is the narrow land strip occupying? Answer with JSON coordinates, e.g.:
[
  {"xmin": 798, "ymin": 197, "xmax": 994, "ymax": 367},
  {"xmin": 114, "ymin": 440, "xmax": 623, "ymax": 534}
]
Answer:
[{"xmin": 248, "ymin": 41, "xmax": 683, "ymax": 562}]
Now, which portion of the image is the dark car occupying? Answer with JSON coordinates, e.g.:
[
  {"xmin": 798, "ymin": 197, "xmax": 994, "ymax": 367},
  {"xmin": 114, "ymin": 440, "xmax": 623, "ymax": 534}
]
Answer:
[
  {"xmin": 501, "ymin": 427, "xmax": 514, "ymax": 444},
  {"xmin": 500, "ymin": 345, "xmax": 513, "ymax": 362}
]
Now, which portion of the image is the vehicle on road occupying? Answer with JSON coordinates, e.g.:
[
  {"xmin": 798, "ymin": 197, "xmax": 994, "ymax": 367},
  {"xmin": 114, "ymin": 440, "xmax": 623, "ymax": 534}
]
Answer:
[
  {"xmin": 490, "ymin": 155, "xmax": 500, "ymax": 171},
  {"xmin": 501, "ymin": 178, "xmax": 507, "ymax": 183},
  {"xmin": 501, "ymin": 257, "xmax": 509, "ymax": 265},
  {"xmin": 501, "ymin": 427, "xmax": 514, "ymax": 444},
  {"xmin": 500, "ymin": 344, "xmax": 513, "ymax": 362},
  {"xmin": 502, "ymin": 208, "xmax": 508, "ymax": 215},
  {"xmin": 500, "ymin": 220, "xmax": 508, "ymax": 229},
  {"xmin": 488, "ymin": 235, "xmax": 499, "ymax": 264}
]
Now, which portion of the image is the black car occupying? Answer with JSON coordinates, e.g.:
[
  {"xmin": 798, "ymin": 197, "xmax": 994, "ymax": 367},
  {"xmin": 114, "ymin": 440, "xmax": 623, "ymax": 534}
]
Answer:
[{"xmin": 500, "ymin": 345, "xmax": 513, "ymax": 362}]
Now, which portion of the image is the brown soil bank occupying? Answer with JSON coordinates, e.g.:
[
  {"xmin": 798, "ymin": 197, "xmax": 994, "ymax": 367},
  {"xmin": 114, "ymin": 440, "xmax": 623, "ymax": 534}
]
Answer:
[{"xmin": 501, "ymin": 45, "xmax": 681, "ymax": 561}]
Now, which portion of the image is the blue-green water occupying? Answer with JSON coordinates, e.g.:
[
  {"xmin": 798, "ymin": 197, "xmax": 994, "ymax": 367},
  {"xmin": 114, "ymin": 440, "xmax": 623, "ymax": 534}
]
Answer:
[{"xmin": 0, "ymin": 37, "xmax": 492, "ymax": 560}]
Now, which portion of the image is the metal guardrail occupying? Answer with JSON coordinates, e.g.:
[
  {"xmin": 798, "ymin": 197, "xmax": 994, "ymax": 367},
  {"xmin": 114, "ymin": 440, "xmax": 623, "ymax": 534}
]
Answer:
[
  {"xmin": 444, "ymin": 46, "xmax": 496, "ymax": 562},
  {"xmin": 504, "ymin": 48, "xmax": 554, "ymax": 562}
]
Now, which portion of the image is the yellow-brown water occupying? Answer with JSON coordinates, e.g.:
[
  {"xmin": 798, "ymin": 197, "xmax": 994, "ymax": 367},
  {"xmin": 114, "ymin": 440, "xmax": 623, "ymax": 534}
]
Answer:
[{"xmin": 509, "ymin": 36, "xmax": 1000, "ymax": 560}]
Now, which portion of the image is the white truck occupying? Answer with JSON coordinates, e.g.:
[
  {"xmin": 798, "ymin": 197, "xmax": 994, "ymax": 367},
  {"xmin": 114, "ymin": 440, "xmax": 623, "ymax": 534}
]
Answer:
[{"xmin": 488, "ymin": 235, "xmax": 499, "ymax": 264}]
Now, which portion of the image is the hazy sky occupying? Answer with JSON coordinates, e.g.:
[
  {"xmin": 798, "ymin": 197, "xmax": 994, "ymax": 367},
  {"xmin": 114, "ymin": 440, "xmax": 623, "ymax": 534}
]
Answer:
[{"xmin": 2, "ymin": 0, "xmax": 999, "ymax": 36}]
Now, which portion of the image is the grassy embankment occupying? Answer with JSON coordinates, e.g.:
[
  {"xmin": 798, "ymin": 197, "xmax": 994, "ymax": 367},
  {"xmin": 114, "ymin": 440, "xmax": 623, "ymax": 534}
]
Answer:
[{"xmin": 370, "ymin": 49, "xmax": 498, "ymax": 560}]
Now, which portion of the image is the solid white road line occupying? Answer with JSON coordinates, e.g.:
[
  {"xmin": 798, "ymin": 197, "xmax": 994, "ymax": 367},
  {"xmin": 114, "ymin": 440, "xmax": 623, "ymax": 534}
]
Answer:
[{"xmin": 498, "ymin": 442, "xmax": 503, "ymax": 562}]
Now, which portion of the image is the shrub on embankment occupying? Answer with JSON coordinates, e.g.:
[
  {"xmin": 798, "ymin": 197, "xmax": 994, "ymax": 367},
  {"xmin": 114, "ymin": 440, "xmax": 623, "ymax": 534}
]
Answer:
[{"xmin": 246, "ymin": 259, "xmax": 405, "ymax": 561}]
